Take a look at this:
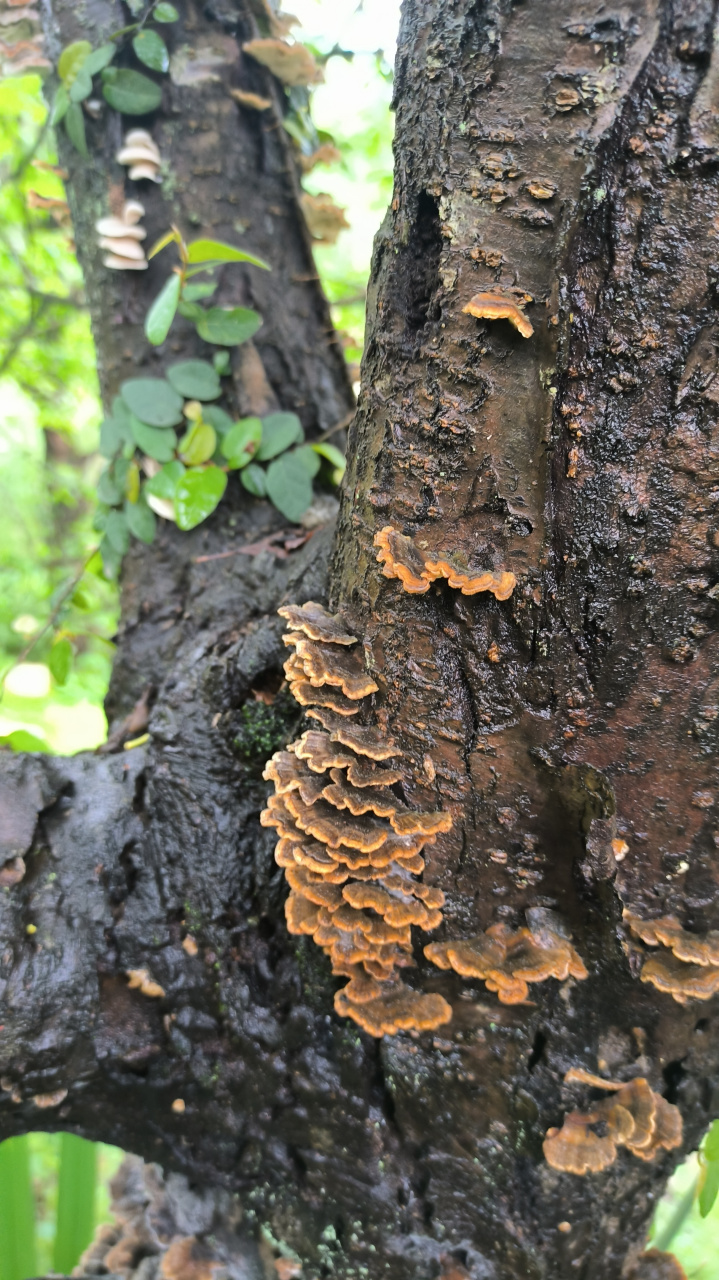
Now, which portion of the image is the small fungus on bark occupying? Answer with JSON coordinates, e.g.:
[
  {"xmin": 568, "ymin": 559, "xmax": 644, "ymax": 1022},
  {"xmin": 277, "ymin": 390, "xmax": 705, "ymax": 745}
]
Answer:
[
  {"xmin": 242, "ymin": 37, "xmax": 323, "ymax": 86},
  {"xmin": 229, "ymin": 87, "xmax": 273, "ymax": 111},
  {"xmin": 374, "ymin": 526, "xmax": 516, "ymax": 599},
  {"xmin": 543, "ymin": 1069, "xmax": 682, "ymax": 1175},
  {"xmin": 300, "ymin": 192, "xmax": 350, "ymax": 245},
  {"xmin": 462, "ymin": 291, "xmax": 534, "ymax": 338},
  {"xmin": 425, "ymin": 917, "xmax": 587, "ymax": 1005},
  {"xmin": 96, "ymin": 201, "xmax": 148, "ymax": 270},
  {"xmin": 116, "ymin": 129, "xmax": 162, "ymax": 183},
  {"xmin": 624, "ymin": 910, "xmax": 719, "ymax": 1002},
  {"xmin": 262, "ymin": 601, "xmax": 453, "ymax": 1036}
]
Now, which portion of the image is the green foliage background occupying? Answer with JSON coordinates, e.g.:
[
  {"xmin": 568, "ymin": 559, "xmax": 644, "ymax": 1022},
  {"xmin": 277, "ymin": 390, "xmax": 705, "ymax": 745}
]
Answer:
[{"xmin": 0, "ymin": 0, "xmax": 716, "ymax": 1273}]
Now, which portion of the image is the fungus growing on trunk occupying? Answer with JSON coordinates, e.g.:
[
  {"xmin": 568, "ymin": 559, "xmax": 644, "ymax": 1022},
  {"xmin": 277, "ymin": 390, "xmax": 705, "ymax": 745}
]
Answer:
[
  {"xmin": 542, "ymin": 1069, "xmax": 682, "ymax": 1175},
  {"xmin": 425, "ymin": 916, "xmax": 587, "ymax": 1005},
  {"xmin": 242, "ymin": 37, "xmax": 323, "ymax": 86},
  {"xmin": 96, "ymin": 201, "xmax": 148, "ymax": 270},
  {"xmin": 374, "ymin": 526, "xmax": 516, "ymax": 599},
  {"xmin": 116, "ymin": 129, "xmax": 162, "ymax": 182},
  {"xmin": 624, "ymin": 910, "xmax": 719, "ymax": 1002},
  {"xmin": 462, "ymin": 291, "xmax": 534, "ymax": 337},
  {"xmin": 261, "ymin": 601, "xmax": 452, "ymax": 1036},
  {"xmin": 300, "ymin": 192, "xmax": 350, "ymax": 244}
]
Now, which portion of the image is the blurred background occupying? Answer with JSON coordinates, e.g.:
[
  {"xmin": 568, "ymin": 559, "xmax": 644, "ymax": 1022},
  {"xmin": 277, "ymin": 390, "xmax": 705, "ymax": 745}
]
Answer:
[{"xmin": 0, "ymin": 0, "xmax": 717, "ymax": 1274}]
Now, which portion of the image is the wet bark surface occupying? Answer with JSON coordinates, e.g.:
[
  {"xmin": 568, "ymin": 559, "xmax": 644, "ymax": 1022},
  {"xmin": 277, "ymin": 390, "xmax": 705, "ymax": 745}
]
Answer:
[{"xmin": 2, "ymin": 2, "xmax": 719, "ymax": 1278}]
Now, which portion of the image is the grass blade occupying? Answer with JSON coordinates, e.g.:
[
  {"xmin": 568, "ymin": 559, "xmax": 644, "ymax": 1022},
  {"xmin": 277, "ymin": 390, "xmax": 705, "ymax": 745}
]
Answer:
[
  {"xmin": 0, "ymin": 1136, "xmax": 38, "ymax": 1280},
  {"xmin": 53, "ymin": 1133, "xmax": 97, "ymax": 1273}
]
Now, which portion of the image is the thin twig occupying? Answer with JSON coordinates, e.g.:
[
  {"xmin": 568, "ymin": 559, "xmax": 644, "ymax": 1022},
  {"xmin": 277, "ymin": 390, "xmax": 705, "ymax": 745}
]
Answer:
[
  {"xmin": 316, "ymin": 409, "xmax": 355, "ymax": 442},
  {"xmin": 0, "ymin": 548, "xmax": 99, "ymax": 693}
]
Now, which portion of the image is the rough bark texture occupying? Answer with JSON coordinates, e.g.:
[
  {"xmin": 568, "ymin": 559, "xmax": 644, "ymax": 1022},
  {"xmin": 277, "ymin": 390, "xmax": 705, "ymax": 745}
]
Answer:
[{"xmin": 2, "ymin": 1, "xmax": 719, "ymax": 1278}]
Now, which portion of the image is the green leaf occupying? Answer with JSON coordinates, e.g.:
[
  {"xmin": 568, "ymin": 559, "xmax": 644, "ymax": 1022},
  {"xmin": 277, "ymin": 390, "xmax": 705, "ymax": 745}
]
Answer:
[
  {"xmin": 83, "ymin": 43, "xmax": 116, "ymax": 76},
  {"xmin": 292, "ymin": 444, "xmax": 321, "ymax": 477},
  {"xmin": 121, "ymin": 377, "xmax": 183, "ymax": 427},
  {"xmin": 178, "ymin": 422, "xmax": 217, "ymax": 465},
  {"xmin": 221, "ymin": 416, "xmax": 262, "ymax": 468},
  {"xmin": 101, "ymin": 67, "xmax": 163, "ymax": 114},
  {"xmin": 125, "ymin": 459, "xmax": 141, "ymax": 502},
  {"xmin": 202, "ymin": 405, "xmax": 233, "ymax": 435},
  {"xmin": 1, "ymin": 729, "xmax": 49, "ymax": 752},
  {"xmin": 133, "ymin": 29, "xmax": 169, "ymax": 72},
  {"xmin": 212, "ymin": 349, "xmax": 231, "ymax": 376},
  {"xmin": 51, "ymin": 86, "xmax": 70, "ymax": 124},
  {"xmin": 145, "ymin": 459, "xmax": 185, "ymax": 500},
  {"xmin": 178, "ymin": 299, "xmax": 204, "ymax": 321},
  {"xmin": 105, "ymin": 509, "xmax": 130, "ymax": 555},
  {"xmin": 175, "ymin": 466, "xmax": 227, "ymax": 530},
  {"xmin": 196, "ymin": 307, "xmax": 262, "ymax": 346},
  {"xmin": 53, "ymin": 1135, "xmax": 97, "ymax": 1273},
  {"xmin": 166, "ymin": 359, "xmax": 221, "ymax": 400},
  {"xmin": 48, "ymin": 637, "xmax": 73, "ymax": 685},
  {"xmin": 266, "ymin": 452, "xmax": 313, "ymax": 522},
  {"xmin": 154, "ymin": 2, "xmax": 180, "ymax": 20},
  {"xmin": 186, "ymin": 238, "xmax": 270, "ymax": 270},
  {"xmin": 64, "ymin": 103, "xmax": 88, "ymax": 156},
  {"xmin": 125, "ymin": 496, "xmax": 157, "ymax": 543},
  {"xmin": 183, "ymin": 281, "xmax": 217, "ymax": 301},
  {"xmin": 699, "ymin": 1159, "xmax": 719, "ymax": 1218},
  {"xmin": 0, "ymin": 1137, "xmax": 38, "ymax": 1280},
  {"xmin": 148, "ymin": 227, "xmax": 181, "ymax": 259},
  {"xmin": 130, "ymin": 417, "xmax": 177, "ymax": 461},
  {"xmin": 256, "ymin": 411, "xmax": 304, "ymax": 460},
  {"xmin": 97, "ymin": 466, "xmax": 122, "ymax": 505},
  {"xmin": 312, "ymin": 439, "xmax": 346, "ymax": 482},
  {"xmin": 99, "ymin": 415, "xmax": 126, "ymax": 457},
  {"xmin": 69, "ymin": 69, "xmax": 93, "ymax": 102},
  {"xmin": 145, "ymin": 274, "xmax": 181, "ymax": 346},
  {"xmin": 240, "ymin": 463, "xmax": 267, "ymax": 497},
  {"xmin": 705, "ymin": 1120, "xmax": 719, "ymax": 1162},
  {"xmin": 58, "ymin": 40, "xmax": 92, "ymax": 86}
]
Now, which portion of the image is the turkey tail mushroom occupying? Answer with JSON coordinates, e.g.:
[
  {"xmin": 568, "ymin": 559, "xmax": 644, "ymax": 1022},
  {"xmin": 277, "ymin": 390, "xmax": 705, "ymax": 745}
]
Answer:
[{"xmin": 374, "ymin": 526, "xmax": 516, "ymax": 600}]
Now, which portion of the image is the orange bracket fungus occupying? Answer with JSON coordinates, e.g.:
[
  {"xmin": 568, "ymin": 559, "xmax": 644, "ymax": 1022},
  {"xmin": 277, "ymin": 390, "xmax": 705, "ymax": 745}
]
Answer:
[
  {"xmin": 624, "ymin": 910, "xmax": 719, "ymax": 1003},
  {"xmin": 261, "ymin": 602, "xmax": 453, "ymax": 1036},
  {"xmin": 462, "ymin": 290, "xmax": 534, "ymax": 338},
  {"xmin": 543, "ymin": 1068, "xmax": 682, "ymax": 1175},
  {"xmin": 425, "ymin": 912, "xmax": 587, "ymax": 1005},
  {"xmin": 374, "ymin": 526, "xmax": 516, "ymax": 600}
]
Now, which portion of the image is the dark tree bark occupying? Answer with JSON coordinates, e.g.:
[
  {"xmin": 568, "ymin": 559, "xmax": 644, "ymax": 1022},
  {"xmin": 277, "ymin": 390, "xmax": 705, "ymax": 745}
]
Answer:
[{"xmin": 2, "ymin": 1, "xmax": 719, "ymax": 1278}]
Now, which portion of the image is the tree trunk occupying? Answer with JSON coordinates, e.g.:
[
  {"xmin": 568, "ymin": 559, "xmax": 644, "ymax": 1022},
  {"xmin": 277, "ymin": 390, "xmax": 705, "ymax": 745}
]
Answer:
[{"xmin": 2, "ymin": 1, "xmax": 719, "ymax": 1277}]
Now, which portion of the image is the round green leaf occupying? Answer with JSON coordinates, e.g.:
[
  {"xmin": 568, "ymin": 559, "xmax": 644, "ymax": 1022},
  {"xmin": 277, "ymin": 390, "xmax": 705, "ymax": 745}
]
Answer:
[
  {"xmin": 145, "ymin": 274, "xmax": 181, "ymax": 346},
  {"xmin": 98, "ymin": 466, "xmax": 122, "ymax": 506},
  {"xmin": 202, "ymin": 405, "xmax": 234, "ymax": 435},
  {"xmin": 221, "ymin": 417, "xmax": 262, "ymax": 468},
  {"xmin": 83, "ymin": 43, "xmax": 116, "ymax": 76},
  {"xmin": 99, "ymin": 535, "xmax": 122, "ymax": 579},
  {"xmin": 183, "ymin": 281, "xmax": 217, "ymax": 302},
  {"xmin": 178, "ymin": 422, "xmax": 217, "ymax": 465},
  {"xmin": 240, "ymin": 464, "xmax": 267, "ymax": 497},
  {"xmin": 212, "ymin": 350, "xmax": 231, "ymax": 375},
  {"xmin": 133, "ymin": 29, "xmax": 170, "ymax": 73},
  {"xmin": 64, "ymin": 103, "xmax": 88, "ymax": 156},
  {"xmin": 175, "ymin": 466, "xmax": 227, "ymax": 530},
  {"xmin": 265, "ymin": 452, "xmax": 313, "ymax": 522},
  {"xmin": 145, "ymin": 459, "xmax": 185, "ymax": 500},
  {"xmin": 102, "ymin": 67, "xmax": 163, "ymax": 115},
  {"xmin": 51, "ymin": 86, "xmax": 70, "ymax": 125},
  {"xmin": 58, "ymin": 40, "xmax": 92, "ymax": 86},
  {"xmin": 699, "ymin": 1159, "xmax": 719, "ymax": 1218},
  {"xmin": 196, "ymin": 307, "xmax": 262, "ymax": 346},
  {"xmin": 154, "ymin": 2, "xmax": 180, "ymax": 20},
  {"xmin": 125, "ymin": 496, "xmax": 157, "ymax": 543},
  {"xmin": 130, "ymin": 417, "xmax": 178, "ymax": 462},
  {"xmin": 121, "ymin": 377, "xmax": 183, "ymax": 426},
  {"xmin": 255, "ymin": 411, "xmax": 304, "ymax": 461},
  {"xmin": 48, "ymin": 638, "xmax": 73, "ymax": 686},
  {"xmin": 105, "ymin": 509, "xmax": 130, "ymax": 555},
  {"xmin": 69, "ymin": 68, "xmax": 93, "ymax": 102},
  {"xmin": 99, "ymin": 413, "xmax": 128, "ymax": 458},
  {"xmin": 292, "ymin": 444, "xmax": 321, "ymax": 477},
  {"xmin": 166, "ymin": 359, "xmax": 221, "ymax": 400}
]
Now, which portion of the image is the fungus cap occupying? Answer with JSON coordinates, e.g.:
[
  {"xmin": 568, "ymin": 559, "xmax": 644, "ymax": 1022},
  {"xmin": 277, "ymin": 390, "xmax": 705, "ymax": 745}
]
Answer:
[
  {"xmin": 229, "ymin": 87, "xmax": 273, "ymax": 110},
  {"xmin": 462, "ymin": 292, "xmax": 534, "ymax": 337},
  {"xmin": 640, "ymin": 952, "xmax": 719, "ymax": 1003},
  {"xmin": 242, "ymin": 37, "xmax": 324, "ymax": 86},
  {"xmin": 543, "ymin": 1114, "xmax": 617, "ymax": 1174},
  {"xmin": 334, "ymin": 981, "xmax": 452, "ymax": 1037},
  {"xmin": 278, "ymin": 601, "xmax": 357, "ymax": 645},
  {"xmin": 103, "ymin": 254, "xmax": 149, "ymax": 270},
  {"xmin": 95, "ymin": 217, "xmax": 147, "ymax": 240}
]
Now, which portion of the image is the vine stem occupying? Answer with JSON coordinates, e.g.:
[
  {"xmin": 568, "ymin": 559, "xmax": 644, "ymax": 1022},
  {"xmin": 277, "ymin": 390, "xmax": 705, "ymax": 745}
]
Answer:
[{"xmin": 0, "ymin": 546, "xmax": 100, "ymax": 696}]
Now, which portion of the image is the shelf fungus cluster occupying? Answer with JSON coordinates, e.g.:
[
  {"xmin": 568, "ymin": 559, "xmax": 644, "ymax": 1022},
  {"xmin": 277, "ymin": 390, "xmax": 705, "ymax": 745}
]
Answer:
[
  {"xmin": 374, "ymin": 526, "xmax": 516, "ymax": 600},
  {"xmin": 261, "ymin": 601, "xmax": 454, "ymax": 1037},
  {"xmin": 96, "ymin": 200, "xmax": 148, "ymax": 270},
  {"xmin": 462, "ymin": 290, "xmax": 534, "ymax": 338},
  {"xmin": 543, "ymin": 1068, "xmax": 682, "ymax": 1175},
  {"xmin": 425, "ymin": 912, "xmax": 587, "ymax": 1004},
  {"xmin": 116, "ymin": 129, "xmax": 163, "ymax": 182},
  {"xmin": 624, "ymin": 911, "xmax": 719, "ymax": 1004}
]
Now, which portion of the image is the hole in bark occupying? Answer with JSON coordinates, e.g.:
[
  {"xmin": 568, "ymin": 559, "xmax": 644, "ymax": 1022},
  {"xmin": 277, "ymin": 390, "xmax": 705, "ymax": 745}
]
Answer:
[
  {"xmin": 528, "ymin": 1028, "xmax": 547, "ymax": 1072},
  {"xmin": 662, "ymin": 1057, "xmax": 686, "ymax": 1104},
  {"xmin": 696, "ymin": 1018, "xmax": 710, "ymax": 1032},
  {"xmin": 402, "ymin": 190, "xmax": 442, "ymax": 332}
]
